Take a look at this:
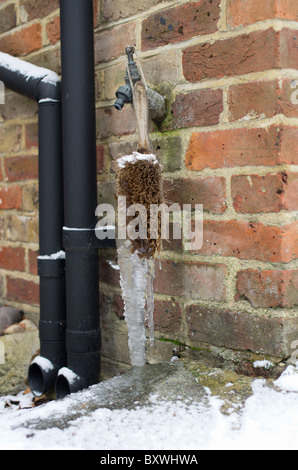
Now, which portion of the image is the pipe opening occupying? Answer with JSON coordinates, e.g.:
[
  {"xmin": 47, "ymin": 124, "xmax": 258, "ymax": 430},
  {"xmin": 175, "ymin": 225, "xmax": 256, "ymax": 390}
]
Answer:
[
  {"xmin": 55, "ymin": 373, "xmax": 70, "ymax": 399},
  {"xmin": 28, "ymin": 363, "xmax": 45, "ymax": 397},
  {"xmin": 28, "ymin": 356, "xmax": 58, "ymax": 397}
]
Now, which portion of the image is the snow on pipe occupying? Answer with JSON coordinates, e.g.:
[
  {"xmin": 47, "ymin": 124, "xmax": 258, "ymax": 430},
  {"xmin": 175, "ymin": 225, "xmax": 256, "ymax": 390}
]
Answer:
[
  {"xmin": 55, "ymin": 0, "xmax": 101, "ymax": 399},
  {"xmin": 0, "ymin": 51, "xmax": 66, "ymax": 397}
]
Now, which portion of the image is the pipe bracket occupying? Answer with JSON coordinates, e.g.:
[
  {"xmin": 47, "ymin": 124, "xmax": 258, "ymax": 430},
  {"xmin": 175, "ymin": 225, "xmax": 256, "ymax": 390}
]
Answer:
[
  {"xmin": 38, "ymin": 258, "xmax": 65, "ymax": 277},
  {"xmin": 63, "ymin": 227, "xmax": 116, "ymax": 250},
  {"xmin": 66, "ymin": 329, "xmax": 101, "ymax": 353}
]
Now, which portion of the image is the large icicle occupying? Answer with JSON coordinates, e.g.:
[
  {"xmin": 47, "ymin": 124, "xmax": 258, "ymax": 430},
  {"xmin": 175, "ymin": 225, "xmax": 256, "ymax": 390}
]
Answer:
[
  {"xmin": 145, "ymin": 258, "xmax": 155, "ymax": 348},
  {"xmin": 117, "ymin": 239, "xmax": 156, "ymax": 366},
  {"xmin": 117, "ymin": 239, "xmax": 149, "ymax": 367}
]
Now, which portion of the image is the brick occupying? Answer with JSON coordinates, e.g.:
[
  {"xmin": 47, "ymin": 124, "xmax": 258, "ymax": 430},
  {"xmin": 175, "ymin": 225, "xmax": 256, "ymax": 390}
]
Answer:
[
  {"xmin": 283, "ymin": 173, "xmax": 298, "ymax": 211},
  {"xmin": 22, "ymin": 183, "xmax": 39, "ymax": 211},
  {"xmin": 7, "ymin": 276, "xmax": 39, "ymax": 306},
  {"xmin": 186, "ymin": 304, "xmax": 298, "ymax": 357},
  {"xmin": 0, "ymin": 23, "xmax": 42, "ymax": 56},
  {"xmin": 113, "ymin": 293, "xmax": 125, "ymax": 320},
  {"xmin": 167, "ymin": 89, "xmax": 223, "ymax": 130},
  {"xmin": 236, "ymin": 269, "xmax": 298, "ymax": 308},
  {"xmin": 279, "ymin": 126, "xmax": 298, "ymax": 165},
  {"xmin": 196, "ymin": 220, "xmax": 298, "ymax": 263},
  {"xmin": 99, "ymin": 256, "xmax": 120, "ymax": 287},
  {"xmin": 141, "ymin": 51, "xmax": 181, "ymax": 87},
  {"xmin": 96, "ymin": 145, "xmax": 105, "ymax": 174},
  {"xmin": 163, "ymin": 177, "xmax": 227, "ymax": 214},
  {"xmin": 102, "ymin": 62, "xmax": 126, "ymax": 102},
  {"xmin": 183, "ymin": 29, "xmax": 279, "ymax": 82},
  {"xmin": 279, "ymin": 29, "xmax": 298, "ymax": 70},
  {"xmin": 20, "ymin": 0, "xmax": 59, "ymax": 22},
  {"xmin": 228, "ymin": 79, "xmax": 298, "ymax": 122},
  {"xmin": 5, "ymin": 214, "xmax": 39, "ymax": 243},
  {"xmin": 0, "ymin": 3, "xmax": 16, "ymax": 34},
  {"xmin": 94, "ymin": 22, "xmax": 137, "ymax": 64},
  {"xmin": 0, "ymin": 125, "xmax": 22, "ymax": 154},
  {"xmin": 93, "ymin": 0, "xmax": 100, "ymax": 28},
  {"xmin": 142, "ymin": 0, "xmax": 220, "ymax": 51},
  {"xmin": 151, "ymin": 299, "xmax": 182, "ymax": 335},
  {"xmin": 0, "ymin": 215, "xmax": 5, "ymax": 239},
  {"xmin": 97, "ymin": 180, "xmax": 116, "ymax": 208},
  {"xmin": 231, "ymin": 173, "xmax": 286, "ymax": 213},
  {"xmin": 28, "ymin": 249, "xmax": 38, "ymax": 275},
  {"xmin": 161, "ymin": 221, "xmax": 183, "ymax": 253},
  {"xmin": 185, "ymin": 125, "xmax": 298, "ymax": 171},
  {"xmin": 29, "ymin": 47, "xmax": 61, "ymax": 76},
  {"xmin": 103, "ymin": 0, "xmax": 168, "ymax": 22},
  {"xmin": 278, "ymin": 79, "xmax": 298, "ymax": 118},
  {"xmin": 0, "ymin": 186, "xmax": 22, "ymax": 210},
  {"xmin": 0, "ymin": 93, "xmax": 38, "ymax": 121},
  {"xmin": 46, "ymin": 15, "xmax": 60, "ymax": 45},
  {"xmin": 4, "ymin": 155, "xmax": 38, "ymax": 182},
  {"xmin": 228, "ymin": 81, "xmax": 276, "ymax": 122},
  {"xmin": 0, "ymin": 246, "xmax": 25, "ymax": 272},
  {"xmin": 276, "ymin": 0, "xmax": 298, "ymax": 20},
  {"xmin": 96, "ymin": 105, "xmax": 136, "ymax": 140},
  {"xmin": 154, "ymin": 259, "xmax": 226, "ymax": 302},
  {"xmin": 227, "ymin": 0, "xmax": 298, "ymax": 28},
  {"xmin": 25, "ymin": 123, "xmax": 38, "ymax": 150},
  {"xmin": 0, "ymin": 273, "xmax": 3, "ymax": 298}
]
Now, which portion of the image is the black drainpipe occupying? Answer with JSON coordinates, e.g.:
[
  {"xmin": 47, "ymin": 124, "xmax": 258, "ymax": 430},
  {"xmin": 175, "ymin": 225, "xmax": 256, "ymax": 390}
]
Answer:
[
  {"xmin": 0, "ymin": 53, "xmax": 66, "ymax": 396},
  {"xmin": 1, "ymin": 0, "xmax": 114, "ymax": 399},
  {"xmin": 55, "ymin": 0, "xmax": 103, "ymax": 398}
]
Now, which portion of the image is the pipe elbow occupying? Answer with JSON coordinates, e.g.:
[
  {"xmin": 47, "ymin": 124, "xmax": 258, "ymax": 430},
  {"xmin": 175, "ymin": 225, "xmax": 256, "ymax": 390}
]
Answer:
[
  {"xmin": 55, "ymin": 367, "xmax": 89, "ymax": 399},
  {"xmin": 36, "ymin": 74, "xmax": 61, "ymax": 103},
  {"xmin": 28, "ymin": 356, "xmax": 59, "ymax": 397}
]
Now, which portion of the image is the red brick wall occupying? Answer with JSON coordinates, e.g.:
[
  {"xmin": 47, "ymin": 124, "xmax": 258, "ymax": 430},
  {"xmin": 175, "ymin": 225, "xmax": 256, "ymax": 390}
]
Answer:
[{"xmin": 0, "ymin": 0, "xmax": 298, "ymax": 375}]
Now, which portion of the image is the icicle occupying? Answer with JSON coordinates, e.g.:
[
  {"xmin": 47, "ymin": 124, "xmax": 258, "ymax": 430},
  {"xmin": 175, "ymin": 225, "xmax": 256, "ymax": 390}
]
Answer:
[
  {"xmin": 145, "ymin": 259, "xmax": 155, "ymax": 347},
  {"xmin": 116, "ymin": 238, "xmax": 156, "ymax": 365},
  {"xmin": 117, "ymin": 239, "xmax": 147, "ymax": 367}
]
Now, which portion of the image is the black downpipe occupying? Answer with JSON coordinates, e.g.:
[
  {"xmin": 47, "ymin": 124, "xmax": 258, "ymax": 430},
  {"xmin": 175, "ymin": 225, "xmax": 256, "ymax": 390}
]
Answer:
[
  {"xmin": 28, "ymin": 100, "xmax": 66, "ymax": 397},
  {"xmin": 0, "ymin": 54, "xmax": 66, "ymax": 396},
  {"xmin": 55, "ymin": 0, "xmax": 101, "ymax": 398}
]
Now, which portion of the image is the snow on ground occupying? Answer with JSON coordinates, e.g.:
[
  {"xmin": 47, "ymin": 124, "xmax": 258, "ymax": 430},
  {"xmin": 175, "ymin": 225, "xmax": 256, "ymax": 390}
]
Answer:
[{"xmin": 0, "ymin": 362, "xmax": 298, "ymax": 451}]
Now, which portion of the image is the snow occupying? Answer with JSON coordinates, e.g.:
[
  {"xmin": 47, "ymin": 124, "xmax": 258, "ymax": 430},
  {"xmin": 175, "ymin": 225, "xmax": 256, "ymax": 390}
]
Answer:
[
  {"xmin": 38, "ymin": 250, "xmax": 65, "ymax": 260},
  {"xmin": 0, "ymin": 51, "xmax": 60, "ymax": 85},
  {"xmin": 117, "ymin": 151, "xmax": 159, "ymax": 168},
  {"xmin": 58, "ymin": 367, "xmax": 78, "ymax": 385},
  {"xmin": 274, "ymin": 364, "xmax": 298, "ymax": 392},
  {"xmin": 38, "ymin": 98, "xmax": 60, "ymax": 103},
  {"xmin": 253, "ymin": 360, "xmax": 274, "ymax": 369},
  {"xmin": 107, "ymin": 260, "xmax": 120, "ymax": 270},
  {"xmin": 1, "ymin": 363, "xmax": 298, "ymax": 450},
  {"xmin": 31, "ymin": 356, "xmax": 54, "ymax": 373}
]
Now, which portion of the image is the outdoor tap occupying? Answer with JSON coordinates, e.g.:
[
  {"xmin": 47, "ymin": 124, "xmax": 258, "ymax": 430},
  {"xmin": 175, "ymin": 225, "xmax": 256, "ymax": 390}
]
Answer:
[
  {"xmin": 114, "ymin": 46, "xmax": 141, "ymax": 111},
  {"xmin": 114, "ymin": 84, "xmax": 133, "ymax": 111},
  {"xmin": 114, "ymin": 46, "xmax": 166, "ymax": 122}
]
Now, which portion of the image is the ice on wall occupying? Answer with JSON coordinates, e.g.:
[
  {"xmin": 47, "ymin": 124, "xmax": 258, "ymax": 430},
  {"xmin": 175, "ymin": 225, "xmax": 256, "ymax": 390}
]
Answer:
[{"xmin": 117, "ymin": 239, "xmax": 155, "ymax": 367}]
